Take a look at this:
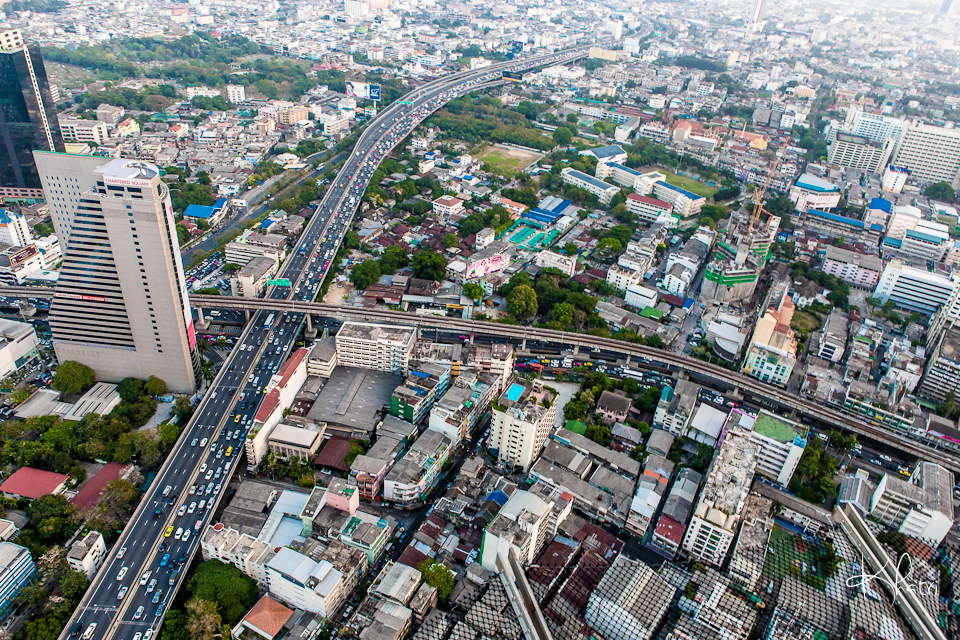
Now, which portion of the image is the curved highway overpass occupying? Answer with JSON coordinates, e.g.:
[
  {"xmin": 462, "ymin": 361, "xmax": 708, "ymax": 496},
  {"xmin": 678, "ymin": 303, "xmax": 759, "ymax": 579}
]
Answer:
[{"xmin": 55, "ymin": 43, "xmax": 592, "ymax": 640}]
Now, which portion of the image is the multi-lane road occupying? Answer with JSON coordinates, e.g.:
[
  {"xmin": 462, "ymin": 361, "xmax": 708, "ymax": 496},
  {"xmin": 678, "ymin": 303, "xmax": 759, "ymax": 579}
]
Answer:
[{"xmin": 59, "ymin": 44, "xmax": 591, "ymax": 640}]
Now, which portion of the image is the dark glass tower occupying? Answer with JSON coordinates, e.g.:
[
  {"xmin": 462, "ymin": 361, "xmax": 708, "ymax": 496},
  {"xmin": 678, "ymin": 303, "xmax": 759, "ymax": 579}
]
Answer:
[{"xmin": 0, "ymin": 29, "xmax": 65, "ymax": 191}]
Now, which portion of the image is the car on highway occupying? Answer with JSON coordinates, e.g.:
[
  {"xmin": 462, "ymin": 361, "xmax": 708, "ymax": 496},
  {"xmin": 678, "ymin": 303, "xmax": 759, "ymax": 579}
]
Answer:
[
  {"xmin": 117, "ymin": 585, "xmax": 128, "ymax": 600},
  {"xmin": 164, "ymin": 526, "xmax": 173, "ymax": 538},
  {"xmin": 117, "ymin": 546, "xmax": 127, "ymax": 559},
  {"xmin": 134, "ymin": 607, "xmax": 144, "ymax": 620},
  {"xmin": 160, "ymin": 553, "xmax": 171, "ymax": 567},
  {"xmin": 117, "ymin": 566, "xmax": 128, "ymax": 580}
]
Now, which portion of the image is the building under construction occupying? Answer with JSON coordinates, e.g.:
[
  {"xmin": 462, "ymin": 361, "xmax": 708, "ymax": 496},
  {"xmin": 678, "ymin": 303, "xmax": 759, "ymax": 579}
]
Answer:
[{"xmin": 700, "ymin": 210, "xmax": 780, "ymax": 305}]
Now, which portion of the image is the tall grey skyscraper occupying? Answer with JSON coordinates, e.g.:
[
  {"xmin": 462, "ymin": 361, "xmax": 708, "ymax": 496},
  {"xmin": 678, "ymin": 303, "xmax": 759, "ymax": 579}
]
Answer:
[
  {"xmin": 751, "ymin": 0, "xmax": 767, "ymax": 24},
  {"xmin": 39, "ymin": 157, "xmax": 199, "ymax": 392},
  {"xmin": 0, "ymin": 29, "xmax": 64, "ymax": 199}
]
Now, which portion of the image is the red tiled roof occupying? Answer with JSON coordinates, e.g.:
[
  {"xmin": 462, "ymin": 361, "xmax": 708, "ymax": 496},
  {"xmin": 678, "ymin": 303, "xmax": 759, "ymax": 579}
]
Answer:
[
  {"xmin": 243, "ymin": 595, "xmax": 294, "ymax": 639},
  {"xmin": 276, "ymin": 348, "xmax": 308, "ymax": 389},
  {"xmin": 1, "ymin": 467, "xmax": 69, "ymax": 500},
  {"xmin": 71, "ymin": 462, "xmax": 130, "ymax": 510},
  {"xmin": 255, "ymin": 389, "xmax": 281, "ymax": 423},
  {"xmin": 654, "ymin": 515, "xmax": 685, "ymax": 545},
  {"xmin": 313, "ymin": 436, "xmax": 351, "ymax": 471},
  {"xmin": 626, "ymin": 193, "xmax": 673, "ymax": 210},
  {"xmin": 397, "ymin": 545, "xmax": 429, "ymax": 569}
]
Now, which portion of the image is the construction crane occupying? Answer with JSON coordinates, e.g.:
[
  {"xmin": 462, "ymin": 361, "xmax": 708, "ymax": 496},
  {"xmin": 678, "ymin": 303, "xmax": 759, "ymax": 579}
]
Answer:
[{"xmin": 747, "ymin": 139, "xmax": 787, "ymax": 236}]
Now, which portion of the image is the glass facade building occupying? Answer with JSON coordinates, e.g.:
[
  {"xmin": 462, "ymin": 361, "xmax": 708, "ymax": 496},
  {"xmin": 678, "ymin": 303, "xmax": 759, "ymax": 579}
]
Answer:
[{"xmin": 0, "ymin": 30, "xmax": 64, "ymax": 192}]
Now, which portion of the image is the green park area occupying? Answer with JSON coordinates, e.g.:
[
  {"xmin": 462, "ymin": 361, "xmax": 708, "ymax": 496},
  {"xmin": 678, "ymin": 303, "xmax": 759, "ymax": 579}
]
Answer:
[{"xmin": 662, "ymin": 169, "xmax": 719, "ymax": 200}]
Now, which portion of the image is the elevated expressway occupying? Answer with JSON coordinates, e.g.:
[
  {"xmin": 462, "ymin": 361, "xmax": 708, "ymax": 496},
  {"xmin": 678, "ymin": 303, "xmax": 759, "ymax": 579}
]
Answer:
[
  {"xmin": 9, "ymin": 284, "xmax": 958, "ymax": 476},
  {"xmin": 55, "ymin": 43, "xmax": 591, "ymax": 640}
]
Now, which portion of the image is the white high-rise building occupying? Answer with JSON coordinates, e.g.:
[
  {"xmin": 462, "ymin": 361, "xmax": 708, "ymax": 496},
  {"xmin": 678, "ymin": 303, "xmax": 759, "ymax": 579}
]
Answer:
[
  {"xmin": 45, "ymin": 158, "xmax": 199, "ymax": 392},
  {"xmin": 842, "ymin": 108, "xmax": 906, "ymax": 151},
  {"xmin": 226, "ymin": 84, "xmax": 245, "ymax": 104},
  {"xmin": 0, "ymin": 210, "xmax": 31, "ymax": 247},
  {"xmin": 873, "ymin": 260, "xmax": 959, "ymax": 316},
  {"xmin": 488, "ymin": 380, "xmax": 556, "ymax": 472},
  {"xmin": 34, "ymin": 151, "xmax": 105, "ymax": 244},
  {"xmin": 893, "ymin": 120, "xmax": 960, "ymax": 188}
]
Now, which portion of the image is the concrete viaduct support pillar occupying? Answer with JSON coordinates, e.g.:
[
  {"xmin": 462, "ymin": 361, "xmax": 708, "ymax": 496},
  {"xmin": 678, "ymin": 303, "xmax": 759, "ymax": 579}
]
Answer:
[
  {"xmin": 572, "ymin": 345, "xmax": 579, "ymax": 356},
  {"xmin": 244, "ymin": 309, "xmax": 250, "ymax": 323},
  {"xmin": 304, "ymin": 314, "xmax": 317, "ymax": 339},
  {"xmin": 521, "ymin": 337, "xmax": 527, "ymax": 351},
  {"xmin": 196, "ymin": 306, "xmax": 210, "ymax": 330},
  {"xmin": 625, "ymin": 354, "xmax": 631, "ymax": 366}
]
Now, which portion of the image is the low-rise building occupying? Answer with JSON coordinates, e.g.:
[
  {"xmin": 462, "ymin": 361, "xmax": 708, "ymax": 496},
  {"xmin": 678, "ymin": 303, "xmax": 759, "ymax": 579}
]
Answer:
[
  {"xmin": 427, "ymin": 371, "xmax": 498, "ymax": 445},
  {"xmin": 650, "ymin": 468, "xmax": 701, "ymax": 559},
  {"xmin": 742, "ymin": 285, "xmax": 798, "ymax": 387},
  {"xmin": 560, "ymin": 167, "xmax": 619, "ymax": 205},
  {"xmin": 681, "ymin": 427, "xmax": 759, "ymax": 567},
  {"xmin": 625, "ymin": 193, "xmax": 674, "ymax": 223},
  {"xmin": 745, "ymin": 410, "xmax": 806, "ymax": 486},
  {"xmin": 66, "ymin": 531, "xmax": 106, "ymax": 580},
  {"xmin": 626, "ymin": 455, "xmax": 673, "ymax": 538},
  {"xmin": 230, "ymin": 256, "xmax": 279, "ymax": 298},
  {"xmin": 431, "ymin": 195, "xmax": 464, "ymax": 218},
  {"xmin": 225, "ymin": 229, "xmax": 287, "ymax": 266},
  {"xmin": 0, "ymin": 467, "xmax": 69, "ymax": 501},
  {"xmin": 58, "ymin": 115, "xmax": 109, "ymax": 144},
  {"xmin": 390, "ymin": 362, "xmax": 451, "ymax": 425},
  {"xmin": 383, "ymin": 428, "xmax": 452, "ymax": 507},
  {"xmin": 584, "ymin": 554, "xmax": 674, "ymax": 640}
]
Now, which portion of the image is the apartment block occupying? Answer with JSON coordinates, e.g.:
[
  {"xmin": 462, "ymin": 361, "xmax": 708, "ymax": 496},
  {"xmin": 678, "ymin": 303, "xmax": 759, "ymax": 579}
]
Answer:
[
  {"xmin": 625, "ymin": 193, "xmax": 674, "ymax": 223},
  {"xmin": 682, "ymin": 428, "xmax": 759, "ymax": 566},
  {"xmin": 0, "ymin": 542, "xmax": 36, "ymax": 618},
  {"xmin": 653, "ymin": 380, "xmax": 699, "ymax": 435},
  {"xmin": 827, "ymin": 132, "xmax": 894, "ymax": 173},
  {"xmin": 744, "ymin": 410, "xmax": 806, "ymax": 486},
  {"xmin": 742, "ymin": 283, "xmax": 798, "ymax": 387},
  {"xmin": 431, "ymin": 195, "xmax": 464, "ymax": 218},
  {"xmin": 919, "ymin": 326, "xmax": 960, "ymax": 403},
  {"xmin": 820, "ymin": 246, "xmax": 883, "ymax": 290},
  {"xmin": 224, "ymin": 229, "xmax": 287, "ymax": 266},
  {"xmin": 533, "ymin": 250, "xmax": 576, "ymax": 277},
  {"xmin": 467, "ymin": 343, "xmax": 514, "ymax": 394},
  {"xmin": 650, "ymin": 468, "xmax": 702, "ymax": 559},
  {"xmin": 427, "ymin": 371, "xmax": 498, "ymax": 445},
  {"xmin": 560, "ymin": 167, "xmax": 619, "ymax": 205},
  {"xmin": 335, "ymin": 322, "xmax": 416, "ymax": 376},
  {"xmin": 481, "ymin": 484, "xmax": 572, "ymax": 571},
  {"xmin": 390, "ymin": 362, "xmax": 451, "ymax": 425},
  {"xmin": 488, "ymin": 379, "xmax": 556, "ymax": 472},
  {"xmin": 57, "ymin": 115, "xmax": 109, "ymax": 144},
  {"xmin": 230, "ymin": 256, "xmax": 279, "ymax": 298},
  {"xmin": 651, "ymin": 181, "xmax": 705, "ymax": 226},
  {"xmin": 870, "ymin": 462, "xmax": 955, "ymax": 545},
  {"xmin": 383, "ymin": 428, "xmax": 452, "ymax": 507}
]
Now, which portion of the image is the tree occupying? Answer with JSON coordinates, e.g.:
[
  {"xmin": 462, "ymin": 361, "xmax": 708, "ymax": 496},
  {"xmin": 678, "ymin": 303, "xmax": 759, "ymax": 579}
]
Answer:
[
  {"xmin": 161, "ymin": 610, "xmax": 191, "ymax": 640},
  {"xmin": 343, "ymin": 230, "xmax": 361, "ymax": 251},
  {"xmin": 440, "ymin": 233, "xmax": 459, "ymax": 249},
  {"xmin": 463, "ymin": 283, "xmax": 484, "ymax": 301},
  {"xmin": 27, "ymin": 494, "xmax": 75, "ymax": 541},
  {"xmin": 594, "ymin": 237, "xmax": 623, "ymax": 262},
  {"xmin": 222, "ymin": 263, "xmax": 241, "ymax": 274},
  {"xmin": 349, "ymin": 259, "xmax": 382, "ymax": 290},
  {"xmin": 194, "ymin": 287, "xmax": 221, "ymax": 295},
  {"xmin": 160, "ymin": 423, "xmax": 182, "ymax": 449},
  {"xmin": 60, "ymin": 570, "xmax": 90, "ymax": 602},
  {"xmin": 52, "ymin": 361, "xmax": 95, "ymax": 395},
  {"xmin": 344, "ymin": 442, "xmax": 365, "ymax": 467},
  {"xmin": 925, "ymin": 181, "xmax": 956, "ymax": 202},
  {"xmin": 186, "ymin": 598, "xmax": 221, "ymax": 640},
  {"xmin": 507, "ymin": 284, "xmax": 538, "ymax": 319},
  {"xmin": 585, "ymin": 423, "xmax": 612, "ymax": 446},
  {"xmin": 412, "ymin": 251, "xmax": 447, "ymax": 281},
  {"xmin": 563, "ymin": 242, "xmax": 578, "ymax": 256},
  {"xmin": 418, "ymin": 559, "xmax": 455, "ymax": 602},
  {"xmin": 145, "ymin": 375, "xmax": 167, "ymax": 397},
  {"xmin": 552, "ymin": 126, "xmax": 574, "ymax": 146},
  {"xmin": 187, "ymin": 561, "xmax": 259, "ymax": 625}
]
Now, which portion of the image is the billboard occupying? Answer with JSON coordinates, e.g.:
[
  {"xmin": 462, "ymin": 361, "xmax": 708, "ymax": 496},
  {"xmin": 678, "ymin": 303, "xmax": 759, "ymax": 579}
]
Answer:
[{"xmin": 345, "ymin": 82, "xmax": 381, "ymax": 101}]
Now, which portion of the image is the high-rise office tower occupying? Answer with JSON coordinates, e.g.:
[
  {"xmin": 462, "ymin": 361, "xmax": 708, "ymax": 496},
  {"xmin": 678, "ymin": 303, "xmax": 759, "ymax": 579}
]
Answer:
[
  {"xmin": 43, "ymin": 157, "xmax": 198, "ymax": 392},
  {"xmin": 893, "ymin": 120, "xmax": 960, "ymax": 189},
  {"xmin": 751, "ymin": 0, "xmax": 767, "ymax": 24},
  {"xmin": 0, "ymin": 29, "xmax": 64, "ymax": 200}
]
